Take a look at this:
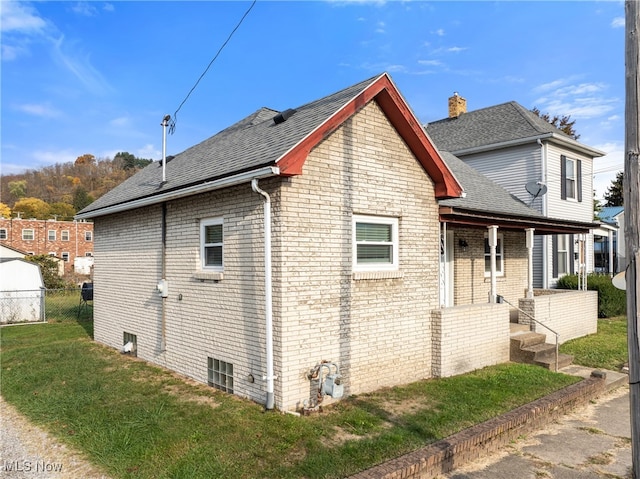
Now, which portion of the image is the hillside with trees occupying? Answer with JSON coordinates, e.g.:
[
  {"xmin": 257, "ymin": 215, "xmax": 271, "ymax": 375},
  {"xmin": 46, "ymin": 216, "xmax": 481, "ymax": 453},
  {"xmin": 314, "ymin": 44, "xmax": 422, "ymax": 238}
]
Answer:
[{"xmin": 0, "ymin": 152, "xmax": 152, "ymax": 220}]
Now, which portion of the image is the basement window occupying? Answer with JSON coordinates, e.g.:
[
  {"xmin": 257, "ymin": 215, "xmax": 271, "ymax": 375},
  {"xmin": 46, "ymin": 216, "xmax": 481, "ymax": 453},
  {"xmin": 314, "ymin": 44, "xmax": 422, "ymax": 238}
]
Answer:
[
  {"xmin": 208, "ymin": 357, "xmax": 233, "ymax": 393},
  {"xmin": 123, "ymin": 332, "xmax": 137, "ymax": 357}
]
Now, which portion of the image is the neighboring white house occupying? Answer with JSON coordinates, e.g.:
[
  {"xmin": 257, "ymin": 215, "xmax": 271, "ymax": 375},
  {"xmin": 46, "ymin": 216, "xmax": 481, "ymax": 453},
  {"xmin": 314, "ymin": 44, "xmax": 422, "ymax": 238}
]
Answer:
[
  {"xmin": 0, "ymin": 258, "xmax": 45, "ymax": 323},
  {"xmin": 595, "ymin": 206, "xmax": 625, "ymax": 274},
  {"xmin": 426, "ymin": 95, "xmax": 605, "ymax": 288}
]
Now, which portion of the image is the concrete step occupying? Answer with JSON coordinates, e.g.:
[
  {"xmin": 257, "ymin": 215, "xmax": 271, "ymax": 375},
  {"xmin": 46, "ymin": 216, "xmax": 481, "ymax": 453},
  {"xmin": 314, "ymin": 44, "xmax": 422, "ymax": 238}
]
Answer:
[
  {"xmin": 510, "ymin": 332, "xmax": 546, "ymax": 350},
  {"xmin": 535, "ymin": 353, "xmax": 574, "ymax": 372},
  {"xmin": 509, "ymin": 323, "xmax": 530, "ymax": 334}
]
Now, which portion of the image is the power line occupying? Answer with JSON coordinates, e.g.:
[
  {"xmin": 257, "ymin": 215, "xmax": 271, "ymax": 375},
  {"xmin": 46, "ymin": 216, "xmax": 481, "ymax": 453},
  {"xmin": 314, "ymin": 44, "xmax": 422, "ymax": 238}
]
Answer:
[{"xmin": 168, "ymin": 0, "xmax": 257, "ymax": 135}]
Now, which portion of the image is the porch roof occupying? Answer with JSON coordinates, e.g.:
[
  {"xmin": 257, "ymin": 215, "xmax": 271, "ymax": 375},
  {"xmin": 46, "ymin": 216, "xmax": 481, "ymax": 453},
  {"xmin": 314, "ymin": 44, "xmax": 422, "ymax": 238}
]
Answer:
[{"xmin": 438, "ymin": 152, "xmax": 597, "ymax": 234}]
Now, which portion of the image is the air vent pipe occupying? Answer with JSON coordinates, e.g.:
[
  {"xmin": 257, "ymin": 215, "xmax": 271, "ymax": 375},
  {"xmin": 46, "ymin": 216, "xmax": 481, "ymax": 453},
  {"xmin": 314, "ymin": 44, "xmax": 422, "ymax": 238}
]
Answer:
[{"xmin": 161, "ymin": 115, "xmax": 171, "ymax": 183}]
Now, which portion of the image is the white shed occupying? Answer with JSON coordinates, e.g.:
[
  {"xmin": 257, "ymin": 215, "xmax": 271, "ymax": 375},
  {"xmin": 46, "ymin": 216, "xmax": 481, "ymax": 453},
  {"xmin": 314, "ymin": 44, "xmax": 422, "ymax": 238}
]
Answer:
[{"xmin": 0, "ymin": 259, "xmax": 45, "ymax": 324}]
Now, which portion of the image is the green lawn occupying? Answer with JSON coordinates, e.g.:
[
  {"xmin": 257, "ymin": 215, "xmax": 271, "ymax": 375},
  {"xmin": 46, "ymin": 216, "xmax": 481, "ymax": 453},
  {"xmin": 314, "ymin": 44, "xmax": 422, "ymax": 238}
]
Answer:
[
  {"xmin": 560, "ymin": 316, "xmax": 629, "ymax": 371},
  {"xmin": 1, "ymin": 320, "xmax": 580, "ymax": 479}
]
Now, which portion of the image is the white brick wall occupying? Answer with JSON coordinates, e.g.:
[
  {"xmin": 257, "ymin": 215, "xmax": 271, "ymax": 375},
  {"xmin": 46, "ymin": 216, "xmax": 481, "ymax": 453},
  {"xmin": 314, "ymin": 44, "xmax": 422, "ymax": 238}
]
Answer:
[
  {"xmin": 431, "ymin": 303, "xmax": 510, "ymax": 377},
  {"xmin": 93, "ymin": 100, "xmax": 443, "ymax": 411},
  {"xmin": 518, "ymin": 290, "xmax": 598, "ymax": 344}
]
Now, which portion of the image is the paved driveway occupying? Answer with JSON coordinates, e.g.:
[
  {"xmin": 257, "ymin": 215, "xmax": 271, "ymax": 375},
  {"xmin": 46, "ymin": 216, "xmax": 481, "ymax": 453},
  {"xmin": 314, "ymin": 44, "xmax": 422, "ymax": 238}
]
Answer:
[{"xmin": 440, "ymin": 386, "xmax": 633, "ymax": 479}]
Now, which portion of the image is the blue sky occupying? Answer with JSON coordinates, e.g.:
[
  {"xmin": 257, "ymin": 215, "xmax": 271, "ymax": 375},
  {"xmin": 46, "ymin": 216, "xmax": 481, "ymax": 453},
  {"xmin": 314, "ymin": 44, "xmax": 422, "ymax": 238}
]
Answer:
[{"xmin": 1, "ymin": 0, "xmax": 625, "ymax": 199}]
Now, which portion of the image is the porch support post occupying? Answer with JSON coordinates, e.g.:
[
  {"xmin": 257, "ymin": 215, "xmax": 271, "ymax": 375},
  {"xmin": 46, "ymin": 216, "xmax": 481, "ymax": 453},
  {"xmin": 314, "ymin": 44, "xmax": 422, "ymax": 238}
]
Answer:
[
  {"xmin": 488, "ymin": 225, "xmax": 498, "ymax": 303},
  {"xmin": 609, "ymin": 229, "xmax": 615, "ymax": 276},
  {"xmin": 526, "ymin": 228, "xmax": 535, "ymax": 298}
]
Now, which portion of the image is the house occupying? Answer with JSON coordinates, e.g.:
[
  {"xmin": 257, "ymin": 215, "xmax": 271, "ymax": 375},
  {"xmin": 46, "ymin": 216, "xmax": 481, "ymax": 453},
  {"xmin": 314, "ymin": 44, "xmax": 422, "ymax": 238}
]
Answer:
[
  {"xmin": 0, "ymin": 257, "xmax": 45, "ymax": 323},
  {"xmin": 76, "ymin": 73, "xmax": 597, "ymax": 411},
  {"xmin": 426, "ymin": 95, "xmax": 605, "ymax": 288},
  {"xmin": 0, "ymin": 217, "xmax": 94, "ymax": 275},
  {"xmin": 594, "ymin": 206, "xmax": 625, "ymax": 274},
  {"xmin": 0, "ymin": 243, "xmax": 65, "ymax": 276}
]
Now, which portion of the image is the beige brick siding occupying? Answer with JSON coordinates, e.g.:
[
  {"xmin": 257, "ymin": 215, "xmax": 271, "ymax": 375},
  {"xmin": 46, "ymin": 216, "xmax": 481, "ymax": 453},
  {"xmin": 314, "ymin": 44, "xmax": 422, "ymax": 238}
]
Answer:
[
  {"xmin": 277, "ymin": 102, "xmax": 440, "ymax": 410},
  {"xmin": 92, "ymin": 100, "xmax": 442, "ymax": 411},
  {"xmin": 431, "ymin": 303, "xmax": 510, "ymax": 377},
  {"xmin": 451, "ymin": 228, "xmax": 528, "ymax": 313},
  {"xmin": 518, "ymin": 290, "xmax": 598, "ymax": 344}
]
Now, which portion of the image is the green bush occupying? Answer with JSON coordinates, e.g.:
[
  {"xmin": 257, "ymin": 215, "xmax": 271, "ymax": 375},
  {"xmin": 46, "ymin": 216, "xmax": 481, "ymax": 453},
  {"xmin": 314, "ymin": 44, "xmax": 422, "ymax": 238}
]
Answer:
[{"xmin": 556, "ymin": 274, "xmax": 626, "ymax": 318}]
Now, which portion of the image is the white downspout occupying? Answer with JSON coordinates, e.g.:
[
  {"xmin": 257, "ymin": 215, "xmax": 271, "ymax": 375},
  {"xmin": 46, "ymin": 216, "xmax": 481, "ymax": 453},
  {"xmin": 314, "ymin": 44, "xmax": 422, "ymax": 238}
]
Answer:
[
  {"xmin": 538, "ymin": 139, "xmax": 549, "ymax": 289},
  {"xmin": 251, "ymin": 179, "xmax": 275, "ymax": 410}
]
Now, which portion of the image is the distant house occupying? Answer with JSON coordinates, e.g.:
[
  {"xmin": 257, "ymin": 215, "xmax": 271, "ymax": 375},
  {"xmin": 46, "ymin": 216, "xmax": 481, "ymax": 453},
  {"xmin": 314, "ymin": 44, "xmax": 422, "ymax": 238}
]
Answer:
[
  {"xmin": 426, "ymin": 95, "xmax": 605, "ymax": 288},
  {"xmin": 77, "ymin": 73, "xmax": 597, "ymax": 411},
  {"xmin": 0, "ymin": 218, "xmax": 94, "ymax": 275},
  {"xmin": 0, "ymin": 258, "xmax": 45, "ymax": 323},
  {"xmin": 595, "ymin": 206, "xmax": 625, "ymax": 274}
]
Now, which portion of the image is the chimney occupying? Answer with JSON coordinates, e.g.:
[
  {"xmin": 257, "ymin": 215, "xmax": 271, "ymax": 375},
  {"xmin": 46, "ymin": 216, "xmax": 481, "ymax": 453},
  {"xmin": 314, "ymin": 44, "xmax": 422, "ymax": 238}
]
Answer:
[{"xmin": 448, "ymin": 92, "xmax": 467, "ymax": 118}]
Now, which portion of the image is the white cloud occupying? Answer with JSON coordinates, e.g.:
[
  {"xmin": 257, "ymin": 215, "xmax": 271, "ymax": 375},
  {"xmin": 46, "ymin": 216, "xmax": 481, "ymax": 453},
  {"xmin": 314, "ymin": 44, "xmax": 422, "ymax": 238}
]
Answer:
[
  {"xmin": 109, "ymin": 116, "xmax": 132, "ymax": 128},
  {"xmin": 591, "ymin": 141, "xmax": 624, "ymax": 200},
  {"xmin": 432, "ymin": 28, "xmax": 445, "ymax": 36},
  {"xmin": 103, "ymin": 3, "xmax": 115, "ymax": 13},
  {"xmin": 0, "ymin": 1, "xmax": 47, "ymax": 34},
  {"xmin": 375, "ymin": 21, "xmax": 386, "ymax": 33},
  {"xmin": 533, "ymin": 80, "xmax": 619, "ymax": 120},
  {"xmin": 51, "ymin": 35, "xmax": 113, "ymax": 95},
  {"xmin": 16, "ymin": 103, "xmax": 61, "ymax": 118},
  {"xmin": 71, "ymin": 2, "xmax": 99, "ymax": 17},
  {"xmin": 32, "ymin": 149, "xmax": 78, "ymax": 167},
  {"xmin": 418, "ymin": 59, "xmax": 443, "ymax": 67},
  {"xmin": 134, "ymin": 144, "xmax": 160, "ymax": 161},
  {"xmin": 611, "ymin": 17, "xmax": 624, "ymax": 28}
]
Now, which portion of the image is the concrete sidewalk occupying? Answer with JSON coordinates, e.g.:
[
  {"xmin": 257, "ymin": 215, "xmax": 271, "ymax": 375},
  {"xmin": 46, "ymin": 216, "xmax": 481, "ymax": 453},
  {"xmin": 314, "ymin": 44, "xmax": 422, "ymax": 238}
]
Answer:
[{"xmin": 439, "ymin": 367, "xmax": 632, "ymax": 479}]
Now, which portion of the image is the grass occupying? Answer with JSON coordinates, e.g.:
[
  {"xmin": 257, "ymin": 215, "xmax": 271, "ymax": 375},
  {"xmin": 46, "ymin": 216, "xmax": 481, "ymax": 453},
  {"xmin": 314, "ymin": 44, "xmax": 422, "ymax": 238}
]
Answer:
[
  {"xmin": 560, "ymin": 316, "xmax": 628, "ymax": 371},
  {"xmin": 0, "ymin": 320, "xmax": 580, "ymax": 479}
]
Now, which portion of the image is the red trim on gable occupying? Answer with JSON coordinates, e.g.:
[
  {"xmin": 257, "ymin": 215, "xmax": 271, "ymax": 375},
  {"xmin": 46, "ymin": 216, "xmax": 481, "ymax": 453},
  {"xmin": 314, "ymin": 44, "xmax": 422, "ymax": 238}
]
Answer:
[{"xmin": 277, "ymin": 74, "xmax": 463, "ymax": 199}]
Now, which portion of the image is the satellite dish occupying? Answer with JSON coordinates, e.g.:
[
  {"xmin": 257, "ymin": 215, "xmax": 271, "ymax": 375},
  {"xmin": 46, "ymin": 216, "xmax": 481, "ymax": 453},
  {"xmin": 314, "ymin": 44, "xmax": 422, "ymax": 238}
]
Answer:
[
  {"xmin": 525, "ymin": 181, "xmax": 548, "ymax": 197},
  {"xmin": 525, "ymin": 181, "xmax": 547, "ymax": 206},
  {"xmin": 612, "ymin": 271, "xmax": 626, "ymax": 290}
]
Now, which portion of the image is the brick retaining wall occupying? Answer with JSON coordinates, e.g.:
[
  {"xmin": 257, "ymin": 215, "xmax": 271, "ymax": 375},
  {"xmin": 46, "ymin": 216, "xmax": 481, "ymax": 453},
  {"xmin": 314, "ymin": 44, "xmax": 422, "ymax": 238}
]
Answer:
[{"xmin": 349, "ymin": 375, "xmax": 606, "ymax": 479}]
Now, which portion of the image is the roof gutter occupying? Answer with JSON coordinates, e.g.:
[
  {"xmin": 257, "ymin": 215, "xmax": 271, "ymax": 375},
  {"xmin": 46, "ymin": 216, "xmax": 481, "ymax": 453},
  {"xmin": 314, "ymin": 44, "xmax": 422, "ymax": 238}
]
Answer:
[
  {"xmin": 450, "ymin": 133, "xmax": 605, "ymax": 158},
  {"xmin": 76, "ymin": 166, "xmax": 280, "ymax": 220}
]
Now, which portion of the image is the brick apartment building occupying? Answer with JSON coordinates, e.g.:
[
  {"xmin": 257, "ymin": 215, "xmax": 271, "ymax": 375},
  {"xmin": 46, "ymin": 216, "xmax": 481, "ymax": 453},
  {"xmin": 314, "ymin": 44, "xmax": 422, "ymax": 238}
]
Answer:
[{"xmin": 0, "ymin": 218, "xmax": 94, "ymax": 274}]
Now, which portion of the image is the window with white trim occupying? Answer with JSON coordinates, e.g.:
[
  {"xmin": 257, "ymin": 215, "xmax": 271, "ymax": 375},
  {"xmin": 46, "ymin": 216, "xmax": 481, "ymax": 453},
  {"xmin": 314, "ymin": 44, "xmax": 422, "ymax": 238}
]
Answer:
[
  {"xmin": 22, "ymin": 229, "xmax": 34, "ymax": 240},
  {"xmin": 48, "ymin": 230, "xmax": 56, "ymax": 241},
  {"xmin": 564, "ymin": 157, "xmax": 576, "ymax": 199},
  {"xmin": 61, "ymin": 230, "xmax": 69, "ymax": 241},
  {"xmin": 85, "ymin": 231, "xmax": 92, "ymax": 241},
  {"xmin": 0, "ymin": 229, "xmax": 6, "ymax": 240},
  {"xmin": 200, "ymin": 218, "xmax": 223, "ymax": 270},
  {"xmin": 61, "ymin": 252, "xmax": 70, "ymax": 262},
  {"xmin": 556, "ymin": 234, "xmax": 569, "ymax": 276},
  {"xmin": 484, "ymin": 233, "xmax": 504, "ymax": 276},
  {"xmin": 353, "ymin": 215, "xmax": 398, "ymax": 271}
]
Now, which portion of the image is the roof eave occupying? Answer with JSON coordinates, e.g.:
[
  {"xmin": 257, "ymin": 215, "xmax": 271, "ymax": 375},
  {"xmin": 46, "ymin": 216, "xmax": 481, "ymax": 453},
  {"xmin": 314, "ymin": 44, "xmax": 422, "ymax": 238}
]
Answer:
[
  {"xmin": 449, "ymin": 133, "xmax": 605, "ymax": 158},
  {"xmin": 75, "ymin": 166, "xmax": 280, "ymax": 220},
  {"xmin": 439, "ymin": 206, "xmax": 597, "ymax": 234}
]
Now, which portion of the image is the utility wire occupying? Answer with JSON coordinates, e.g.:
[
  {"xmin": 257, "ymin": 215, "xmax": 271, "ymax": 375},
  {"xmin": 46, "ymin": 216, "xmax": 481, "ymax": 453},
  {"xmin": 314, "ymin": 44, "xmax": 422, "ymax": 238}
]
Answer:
[{"xmin": 168, "ymin": 0, "xmax": 257, "ymax": 135}]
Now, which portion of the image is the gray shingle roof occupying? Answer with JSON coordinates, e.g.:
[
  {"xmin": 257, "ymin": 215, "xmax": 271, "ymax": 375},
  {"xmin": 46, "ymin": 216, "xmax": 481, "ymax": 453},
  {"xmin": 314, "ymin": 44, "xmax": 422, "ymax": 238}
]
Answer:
[
  {"xmin": 425, "ymin": 101, "xmax": 574, "ymax": 153},
  {"xmin": 439, "ymin": 151, "xmax": 544, "ymax": 219},
  {"xmin": 79, "ymin": 75, "xmax": 381, "ymax": 216}
]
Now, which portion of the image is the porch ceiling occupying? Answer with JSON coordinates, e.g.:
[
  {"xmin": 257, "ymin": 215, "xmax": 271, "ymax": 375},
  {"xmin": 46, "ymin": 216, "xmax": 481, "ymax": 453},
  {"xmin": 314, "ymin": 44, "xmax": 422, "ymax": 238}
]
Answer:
[{"xmin": 439, "ymin": 207, "xmax": 596, "ymax": 234}]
